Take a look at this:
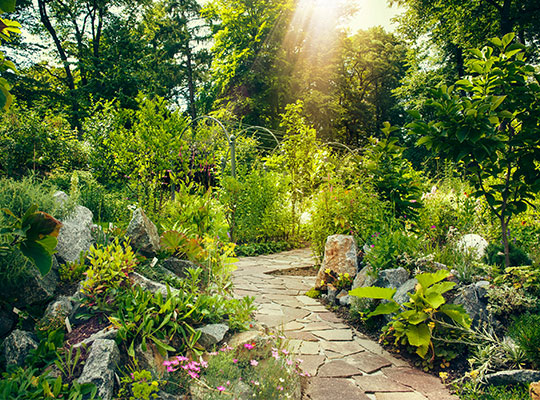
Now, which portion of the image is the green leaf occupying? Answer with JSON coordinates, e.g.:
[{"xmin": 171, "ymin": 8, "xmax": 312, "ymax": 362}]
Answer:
[
  {"xmin": 416, "ymin": 270, "xmax": 450, "ymax": 290},
  {"xmin": 128, "ymin": 341, "xmax": 135, "ymax": 358},
  {"xmin": 367, "ymin": 301, "xmax": 400, "ymax": 318},
  {"xmin": 440, "ymin": 304, "xmax": 472, "ymax": 328},
  {"xmin": 401, "ymin": 310, "xmax": 429, "ymax": 325},
  {"xmin": 150, "ymin": 335, "xmax": 176, "ymax": 356},
  {"xmin": 22, "ymin": 211, "xmax": 62, "ymax": 241},
  {"xmin": 416, "ymin": 136, "xmax": 431, "ymax": 147},
  {"xmin": 349, "ymin": 286, "xmax": 396, "ymax": 300},
  {"xmin": 490, "ymin": 95, "xmax": 506, "ymax": 111},
  {"xmin": 0, "ymin": 0, "xmax": 15, "ymax": 14},
  {"xmin": 407, "ymin": 110, "xmax": 421, "ymax": 119},
  {"xmin": 425, "ymin": 292, "xmax": 445, "ymax": 309},
  {"xmin": 19, "ymin": 240, "xmax": 53, "ymax": 275},
  {"xmin": 405, "ymin": 323, "xmax": 431, "ymax": 354}
]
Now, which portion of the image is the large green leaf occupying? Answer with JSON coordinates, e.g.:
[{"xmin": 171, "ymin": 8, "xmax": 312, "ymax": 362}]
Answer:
[
  {"xmin": 440, "ymin": 304, "xmax": 472, "ymax": 328},
  {"xmin": 405, "ymin": 323, "xmax": 431, "ymax": 358},
  {"xmin": 0, "ymin": 0, "xmax": 15, "ymax": 14},
  {"xmin": 22, "ymin": 211, "xmax": 62, "ymax": 241},
  {"xmin": 19, "ymin": 240, "xmax": 53, "ymax": 275},
  {"xmin": 349, "ymin": 286, "xmax": 396, "ymax": 300},
  {"xmin": 367, "ymin": 301, "xmax": 400, "ymax": 318},
  {"xmin": 416, "ymin": 270, "xmax": 450, "ymax": 289},
  {"xmin": 400, "ymin": 310, "xmax": 429, "ymax": 325}
]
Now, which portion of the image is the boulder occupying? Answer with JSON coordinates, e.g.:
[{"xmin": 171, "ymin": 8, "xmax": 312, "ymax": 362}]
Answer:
[
  {"xmin": 126, "ymin": 208, "xmax": 160, "ymax": 257},
  {"xmin": 130, "ymin": 272, "xmax": 179, "ymax": 297},
  {"xmin": 163, "ymin": 257, "xmax": 198, "ymax": 278},
  {"xmin": 78, "ymin": 339, "xmax": 120, "ymax": 400},
  {"xmin": 456, "ymin": 234, "xmax": 489, "ymax": 259},
  {"xmin": 327, "ymin": 286, "xmax": 338, "ymax": 304},
  {"xmin": 196, "ymin": 323, "xmax": 229, "ymax": 350},
  {"xmin": 378, "ymin": 267, "xmax": 410, "ymax": 289},
  {"xmin": 351, "ymin": 266, "xmax": 375, "ymax": 290},
  {"xmin": 13, "ymin": 256, "xmax": 60, "ymax": 307},
  {"xmin": 53, "ymin": 190, "xmax": 70, "ymax": 206},
  {"xmin": 338, "ymin": 290, "xmax": 351, "ymax": 306},
  {"xmin": 316, "ymin": 235, "xmax": 358, "ymax": 288},
  {"xmin": 531, "ymin": 381, "xmax": 540, "ymax": 400},
  {"xmin": 56, "ymin": 204, "xmax": 94, "ymax": 263},
  {"xmin": 485, "ymin": 370, "xmax": 540, "ymax": 386},
  {"xmin": 135, "ymin": 342, "xmax": 168, "ymax": 378},
  {"xmin": 0, "ymin": 306, "xmax": 17, "ymax": 338},
  {"xmin": 394, "ymin": 278, "xmax": 418, "ymax": 305},
  {"xmin": 39, "ymin": 296, "xmax": 73, "ymax": 331},
  {"xmin": 452, "ymin": 281, "xmax": 491, "ymax": 327},
  {"xmin": 1, "ymin": 329, "xmax": 38, "ymax": 367}
]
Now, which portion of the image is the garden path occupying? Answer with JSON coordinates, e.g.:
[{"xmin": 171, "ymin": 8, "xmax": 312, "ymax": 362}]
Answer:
[{"xmin": 233, "ymin": 248, "xmax": 458, "ymax": 400}]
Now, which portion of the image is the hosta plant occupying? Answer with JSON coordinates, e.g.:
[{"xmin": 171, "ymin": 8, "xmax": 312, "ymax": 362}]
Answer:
[{"xmin": 349, "ymin": 270, "xmax": 471, "ymax": 361}]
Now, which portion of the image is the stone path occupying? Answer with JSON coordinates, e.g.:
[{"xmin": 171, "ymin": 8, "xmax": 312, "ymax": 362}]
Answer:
[{"xmin": 233, "ymin": 248, "xmax": 458, "ymax": 400}]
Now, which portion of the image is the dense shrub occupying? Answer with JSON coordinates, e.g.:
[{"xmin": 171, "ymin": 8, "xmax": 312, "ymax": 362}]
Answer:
[
  {"xmin": 484, "ymin": 243, "xmax": 531, "ymax": 267},
  {"xmin": 310, "ymin": 181, "xmax": 385, "ymax": 262},
  {"xmin": 0, "ymin": 108, "xmax": 87, "ymax": 178},
  {"xmin": 508, "ymin": 313, "xmax": 540, "ymax": 368}
]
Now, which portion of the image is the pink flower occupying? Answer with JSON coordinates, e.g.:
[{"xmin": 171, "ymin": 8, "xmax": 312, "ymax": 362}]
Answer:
[
  {"xmin": 281, "ymin": 349, "xmax": 289, "ymax": 355},
  {"xmin": 244, "ymin": 343, "xmax": 255, "ymax": 350},
  {"xmin": 272, "ymin": 350, "xmax": 279, "ymax": 360},
  {"xmin": 277, "ymin": 385, "xmax": 284, "ymax": 391},
  {"xmin": 232, "ymin": 358, "xmax": 238, "ymax": 363},
  {"xmin": 209, "ymin": 351, "xmax": 218, "ymax": 356},
  {"xmin": 187, "ymin": 370, "xmax": 199, "ymax": 379},
  {"xmin": 431, "ymin": 225, "xmax": 436, "ymax": 229},
  {"xmin": 217, "ymin": 386, "xmax": 226, "ymax": 392},
  {"xmin": 177, "ymin": 356, "xmax": 189, "ymax": 362},
  {"xmin": 200, "ymin": 360, "xmax": 208, "ymax": 368},
  {"xmin": 226, "ymin": 380, "xmax": 231, "ymax": 386},
  {"xmin": 250, "ymin": 360, "xmax": 258, "ymax": 366},
  {"xmin": 166, "ymin": 366, "xmax": 177, "ymax": 372},
  {"xmin": 286, "ymin": 359, "xmax": 293, "ymax": 365},
  {"xmin": 163, "ymin": 360, "xmax": 172, "ymax": 366}
]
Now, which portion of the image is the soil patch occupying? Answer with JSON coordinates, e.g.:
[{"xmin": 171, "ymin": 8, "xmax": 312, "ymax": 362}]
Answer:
[
  {"xmin": 65, "ymin": 315, "xmax": 109, "ymax": 347},
  {"xmin": 266, "ymin": 265, "xmax": 318, "ymax": 276}
]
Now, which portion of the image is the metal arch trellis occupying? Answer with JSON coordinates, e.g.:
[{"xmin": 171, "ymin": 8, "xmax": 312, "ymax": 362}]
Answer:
[{"xmin": 180, "ymin": 115, "xmax": 282, "ymax": 178}]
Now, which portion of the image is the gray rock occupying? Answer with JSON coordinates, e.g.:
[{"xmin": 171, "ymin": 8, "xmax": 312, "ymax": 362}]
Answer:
[
  {"xmin": 452, "ymin": 283, "xmax": 490, "ymax": 327},
  {"xmin": 156, "ymin": 391, "xmax": 178, "ymax": 400},
  {"xmin": 163, "ymin": 257, "xmax": 198, "ymax": 278},
  {"xmin": 53, "ymin": 190, "xmax": 69, "ymax": 206},
  {"xmin": 56, "ymin": 205, "xmax": 94, "ymax": 263},
  {"xmin": 339, "ymin": 294, "xmax": 351, "ymax": 306},
  {"xmin": 14, "ymin": 257, "xmax": 60, "ymax": 307},
  {"xmin": 351, "ymin": 266, "xmax": 375, "ymax": 290},
  {"xmin": 0, "ymin": 307, "xmax": 16, "ymax": 338},
  {"xmin": 378, "ymin": 267, "xmax": 410, "ymax": 289},
  {"xmin": 196, "ymin": 323, "xmax": 229, "ymax": 349},
  {"xmin": 78, "ymin": 339, "xmax": 120, "ymax": 400},
  {"xmin": 1, "ymin": 330, "xmax": 38, "ymax": 367},
  {"xmin": 73, "ymin": 328, "xmax": 118, "ymax": 348},
  {"xmin": 456, "ymin": 234, "xmax": 489, "ymax": 259},
  {"xmin": 130, "ymin": 272, "xmax": 179, "ymax": 297},
  {"xmin": 126, "ymin": 208, "xmax": 160, "ymax": 257},
  {"xmin": 485, "ymin": 369, "xmax": 540, "ymax": 386},
  {"xmin": 327, "ymin": 287, "xmax": 338, "ymax": 304},
  {"xmin": 316, "ymin": 235, "xmax": 358, "ymax": 287},
  {"xmin": 394, "ymin": 278, "xmax": 418, "ymax": 305},
  {"xmin": 135, "ymin": 342, "xmax": 168, "ymax": 378},
  {"xmin": 40, "ymin": 296, "xmax": 73, "ymax": 328}
]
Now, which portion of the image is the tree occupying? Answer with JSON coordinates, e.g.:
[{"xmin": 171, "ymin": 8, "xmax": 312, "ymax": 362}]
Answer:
[
  {"xmin": 0, "ymin": 0, "xmax": 20, "ymax": 110},
  {"xmin": 337, "ymin": 27, "xmax": 408, "ymax": 146},
  {"xmin": 409, "ymin": 34, "xmax": 540, "ymax": 267}
]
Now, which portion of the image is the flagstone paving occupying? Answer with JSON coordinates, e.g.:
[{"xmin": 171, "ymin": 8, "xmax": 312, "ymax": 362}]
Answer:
[{"xmin": 233, "ymin": 248, "xmax": 458, "ymax": 400}]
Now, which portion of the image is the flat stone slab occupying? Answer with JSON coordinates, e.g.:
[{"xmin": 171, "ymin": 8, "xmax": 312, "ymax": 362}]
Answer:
[
  {"xmin": 285, "ymin": 331, "xmax": 319, "ymax": 342},
  {"xmin": 354, "ymin": 375, "xmax": 413, "ymax": 392},
  {"xmin": 299, "ymin": 341, "xmax": 320, "ymax": 355},
  {"xmin": 317, "ymin": 360, "xmax": 363, "ymax": 378},
  {"xmin": 347, "ymin": 352, "xmax": 392, "ymax": 373},
  {"xmin": 321, "ymin": 340, "xmax": 365, "ymax": 356},
  {"xmin": 311, "ymin": 329, "xmax": 353, "ymax": 341},
  {"xmin": 297, "ymin": 355, "xmax": 326, "ymax": 376},
  {"xmin": 306, "ymin": 378, "xmax": 370, "ymax": 400},
  {"xmin": 376, "ymin": 392, "xmax": 428, "ymax": 400},
  {"xmin": 383, "ymin": 367, "xmax": 455, "ymax": 398}
]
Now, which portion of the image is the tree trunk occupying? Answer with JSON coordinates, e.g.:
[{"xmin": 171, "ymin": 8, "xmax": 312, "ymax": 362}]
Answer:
[{"xmin": 500, "ymin": 216, "xmax": 511, "ymax": 268}]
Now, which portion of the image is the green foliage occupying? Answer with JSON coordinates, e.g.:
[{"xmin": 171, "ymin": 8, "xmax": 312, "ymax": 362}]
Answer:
[
  {"xmin": 310, "ymin": 180, "xmax": 385, "ymax": 262},
  {"xmin": 48, "ymin": 171, "xmax": 132, "ymax": 224},
  {"xmin": 486, "ymin": 284, "xmax": 539, "ymax": 322},
  {"xmin": 58, "ymin": 253, "xmax": 88, "ymax": 284},
  {"xmin": 159, "ymin": 182, "xmax": 228, "ymax": 240},
  {"xmin": 456, "ymin": 382, "xmax": 529, "ymax": 400},
  {"xmin": 410, "ymin": 34, "xmax": 540, "ymax": 267},
  {"xmin": 484, "ymin": 243, "xmax": 531, "ymax": 268},
  {"xmin": 508, "ymin": 313, "xmax": 540, "ymax": 368},
  {"xmin": 0, "ymin": 367, "xmax": 97, "ymax": 400},
  {"xmin": 82, "ymin": 239, "xmax": 136, "ymax": 311},
  {"xmin": 350, "ymin": 270, "xmax": 471, "ymax": 362},
  {"xmin": 117, "ymin": 369, "xmax": 161, "ymax": 400},
  {"xmin": 0, "ymin": 109, "xmax": 87, "ymax": 178},
  {"xmin": 0, "ymin": 0, "xmax": 19, "ymax": 111},
  {"xmin": 234, "ymin": 241, "xmax": 292, "ymax": 257},
  {"xmin": 0, "ymin": 205, "xmax": 62, "ymax": 275},
  {"xmin": 365, "ymin": 230, "xmax": 420, "ymax": 275},
  {"xmin": 492, "ymin": 265, "xmax": 540, "ymax": 297},
  {"xmin": 364, "ymin": 123, "xmax": 423, "ymax": 221},
  {"xmin": 220, "ymin": 171, "xmax": 290, "ymax": 244}
]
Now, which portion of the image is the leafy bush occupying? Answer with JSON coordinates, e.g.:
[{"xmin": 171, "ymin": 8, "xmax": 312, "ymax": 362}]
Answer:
[
  {"xmin": 484, "ymin": 242, "xmax": 531, "ymax": 267},
  {"xmin": 456, "ymin": 382, "xmax": 529, "ymax": 400},
  {"xmin": 310, "ymin": 181, "xmax": 385, "ymax": 262},
  {"xmin": 82, "ymin": 239, "xmax": 136, "ymax": 311},
  {"xmin": 350, "ymin": 270, "xmax": 471, "ymax": 365},
  {"xmin": 486, "ymin": 284, "xmax": 539, "ymax": 321},
  {"xmin": 0, "ymin": 108, "xmax": 87, "ymax": 178},
  {"xmin": 365, "ymin": 229, "xmax": 420, "ymax": 275},
  {"xmin": 508, "ymin": 313, "xmax": 540, "ymax": 368}
]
